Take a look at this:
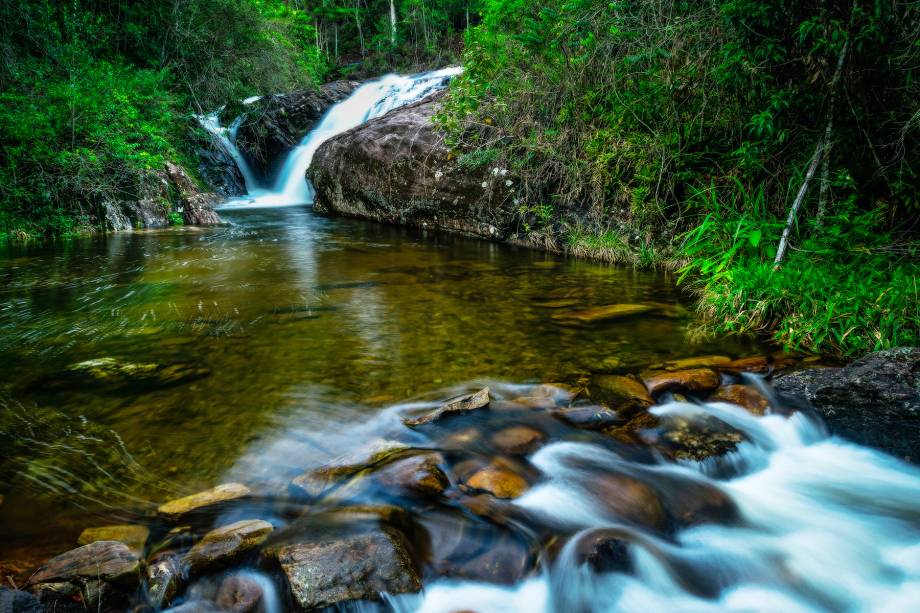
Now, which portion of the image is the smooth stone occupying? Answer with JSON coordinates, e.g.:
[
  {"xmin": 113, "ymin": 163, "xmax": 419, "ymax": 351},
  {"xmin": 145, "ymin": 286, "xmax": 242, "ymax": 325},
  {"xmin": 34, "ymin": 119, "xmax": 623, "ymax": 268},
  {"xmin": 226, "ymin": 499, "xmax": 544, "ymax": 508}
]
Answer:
[
  {"xmin": 146, "ymin": 555, "xmax": 182, "ymax": 609},
  {"xmin": 440, "ymin": 427, "xmax": 481, "ymax": 450},
  {"xmin": 593, "ymin": 475, "xmax": 667, "ymax": 532},
  {"xmin": 552, "ymin": 303, "xmax": 655, "ymax": 324},
  {"xmin": 28, "ymin": 541, "xmax": 140, "ymax": 587},
  {"xmin": 657, "ymin": 418, "xmax": 743, "ymax": 460},
  {"xmin": 267, "ymin": 527, "xmax": 421, "ymax": 610},
  {"xmin": 465, "ymin": 465, "xmax": 529, "ymax": 499},
  {"xmin": 553, "ymin": 406, "xmax": 624, "ymax": 430},
  {"xmin": 590, "ymin": 374, "xmax": 654, "ymax": 415},
  {"xmin": 376, "ymin": 453, "xmax": 449, "ymax": 497},
  {"xmin": 403, "ymin": 388, "xmax": 491, "ymax": 427},
  {"xmin": 183, "ymin": 519, "xmax": 273, "ymax": 576},
  {"xmin": 158, "ymin": 483, "xmax": 251, "ymax": 521},
  {"xmin": 573, "ymin": 528, "xmax": 635, "ymax": 573},
  {"xmin": 718, "ymin": 356, "xmax": 770, "ymax": 374},
  {"xmin": 289, "ymin": 440, "xmax": 409, "ymax": 499},
  {"xmin": 446, "ymin": 534, "xmax": 532, "ymax": 585},
  {"xmin": 216, "ymin": 573, "xmax": 264, "ymax": 613},
  {"xmin": 643, "ymin": 368, "xmax": 721, "ymax": 396},
  {"xmin": 77, "ymin": 524, "xmax": 149, "ymax": 553},
  {"xmin": 491, "ymin": 426, "xmax": 546, "ymax": 455},
  {"xmin": 708, "ymin": 384, "xmax": 770, "ymax": 415},
  {"xmin": 654, "ymin": 355, "xmax": 732, "ymax": 371}
]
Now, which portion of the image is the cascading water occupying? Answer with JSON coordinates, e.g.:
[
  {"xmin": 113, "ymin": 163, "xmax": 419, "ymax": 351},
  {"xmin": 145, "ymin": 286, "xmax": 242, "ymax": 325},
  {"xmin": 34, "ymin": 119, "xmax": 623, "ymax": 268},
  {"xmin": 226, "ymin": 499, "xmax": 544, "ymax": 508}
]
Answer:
[
  {"xmin": 205, "ymin": 66, "xmax": 461, "ymax": 209},
  {"xmin": 197, "ymin": 110, "xmax": 261, "ymax": 193}
]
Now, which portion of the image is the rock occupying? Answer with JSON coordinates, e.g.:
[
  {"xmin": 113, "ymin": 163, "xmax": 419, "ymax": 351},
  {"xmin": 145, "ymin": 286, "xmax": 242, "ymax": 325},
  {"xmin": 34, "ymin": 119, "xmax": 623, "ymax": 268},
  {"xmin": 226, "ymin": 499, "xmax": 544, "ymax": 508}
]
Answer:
[
  {"xmin": 146, "ymin": 555, "xmax": 182, "ymax": 609},
  {"xmin": 590, "ymin": 375, "xmax": 654, "ymax": 415},
  {"xmin": 643, "ymin": 368, "xmax": 721, "ymax": 396},
  {"xmin": 51, "ymin": 357, "xmax": 210, "ymax": 391},
  {"xmin": 266, "ymin": 527, "xmax": 421, "ymax": 610},
  {"xmin": 773, "ymin": 348, "xmax": 920, "ymax": 460},
  {"xmin": 236, "ymin": 81, "xmax": 358, "ymax": 177},
  {"xmin": 718, "ymin": 356, "xmax": 770, "ymax": 374},
  {"xmin": 653, "ymin": 417, "xmax": 743, "ymax": 460},
  {"xmin": 289, "ymin": 440, "xmax": 409, "ymax": 499},
  {"xmin": 28, "ymin": 541, "xmax": 140, "ymax": 587},
  {"xmin": 164, "ymin": 162, "xmax": 222, "ymax": 225},
  {"xmin": 0, "ymin": 588, "xmax": 43, "ymax": 613},
  {"xmin": 572, "ymin": 528, "xmax": 634, "ymax": 573},
  {"xmin": 183, "ymin": 519, "xmax": 274, "ymax": 576},
  {"xmin": 465, "ymin": 465, "xmax": 529, "ymax": 499},
  {"xmin": 552, "ymin": 304, "xmax": 655, "ymax": 324},
  {"xmin": 593, "ymin": 475, "xmax": 667, "ymax": 532},
  {"xmin": 311, "ymin": 92, "xmax": 507, "ymax": 240},
  {"xmin": 77, "ymin": 524, "xmax": 149, "ymax": 554},
  {"xmin": 403, "ymin": 388, "xmax": 491, "ymax": 427},
  {"xmin": 553, "ymin": 406, "xmax": 624, "ymax": 430},
  {"xmin": 708, "ymin": 384, "xmax": 770, "ymax": 415},
  {"xmin": 376, "ymin": 453, "xmax": 449, "ymax": 497},
  {"xmin": 216, "ymin": 574, "xmax": 265, "ymax": 613},
  {"xmin": 440, "ymin": 427, "xmax": 481, "ymax": 450},
  {"xmin": 158, "ymin": 483, "xmax": 251, "ymax": 521},
  {"xmin": 491, "ymin": 426, "xmax": 546, "ymax": 455},
  {"xmin": 653, "ymin": 355, "xmax": 733, "ymax": 371}
]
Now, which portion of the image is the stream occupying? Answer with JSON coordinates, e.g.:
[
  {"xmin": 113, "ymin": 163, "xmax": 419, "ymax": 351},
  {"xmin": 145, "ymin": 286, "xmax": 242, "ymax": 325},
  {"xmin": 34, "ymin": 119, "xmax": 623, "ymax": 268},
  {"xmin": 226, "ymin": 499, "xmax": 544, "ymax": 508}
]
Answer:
[{"xmin": 0, "ymin": 71, "xmax": 918, "ymax": 612}]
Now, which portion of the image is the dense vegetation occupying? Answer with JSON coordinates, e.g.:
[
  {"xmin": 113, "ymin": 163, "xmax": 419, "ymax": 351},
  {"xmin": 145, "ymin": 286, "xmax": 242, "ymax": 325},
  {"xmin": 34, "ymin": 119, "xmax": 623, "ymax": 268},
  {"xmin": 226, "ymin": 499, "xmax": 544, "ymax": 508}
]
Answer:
[
  {"xmin": 1, "ymin": 0, "xmax": 917, "ymax": 357},
  {"xmin": 439, "ymin": 0, "xmax": 920, "ymax": 357}
]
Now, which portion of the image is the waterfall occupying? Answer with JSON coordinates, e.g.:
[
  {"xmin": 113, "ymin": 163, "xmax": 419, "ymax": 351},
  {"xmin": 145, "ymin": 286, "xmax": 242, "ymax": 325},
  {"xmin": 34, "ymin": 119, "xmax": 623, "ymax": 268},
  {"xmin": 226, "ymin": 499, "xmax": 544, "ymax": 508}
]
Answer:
[
  {"xmin": 206, "ymin": 66, "xmax": 462, "ymax": 209},
  {"xmin": 196, "ymin": 110, "xmax": 261, "ymax": 193}
]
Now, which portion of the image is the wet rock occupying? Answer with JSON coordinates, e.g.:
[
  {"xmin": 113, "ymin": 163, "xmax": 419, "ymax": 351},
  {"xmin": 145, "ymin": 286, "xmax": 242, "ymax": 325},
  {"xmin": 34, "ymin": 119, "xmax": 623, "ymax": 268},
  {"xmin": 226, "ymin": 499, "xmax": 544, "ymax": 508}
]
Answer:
[
  {"xmin": 52, "ymin": 357, "xmax": 210, "ymax": 391},
  {"xmin": 573, "ymin": 528, "xmax": 634, "ymax": 573},
  {"xmin": 29, "ymin": 541, "xmax": 140, "ymax": 587},
  {"xmin": 376, "ymin": 453, "xmax": 449, "ymax": 498},
  {"xmin": 0, "ymin": 588, "xmax": 43, "ymax": 613},
  {"xmin": 708, "ymin": 384, "xmax": 770, "ymax": 415},
  {"xmin": 653, "ymin": 355, "xmax": 733, "ymax": 371},
  {"xmin": 718, "ymin": 356, "xmax": 770, "ymax": 374},
  {"xmin": 593, "ymin": 474, "xmax": 667, "ymax": 532},
  {"xmin": 311, "ymin": 92, "xmax": 505, "ymax": 240},
  {"xmin": 552, "ymin": 304, "xmax": 655, "ymax": 324},
  {"xmin": 653, "ymin": 417, "xmax": 743, "ymax": 461},
  {"xmin": 183, "ymin": 519, "xmax": 274, "ymax": 576},
  {"xmin": 236, "ymin": 81, "xmax": 358, "ymax": 177},
  {"xmin": 266, "ymin": 527, "xmax": 421, "ymax": 610},
  {"xmin": 216, "ymin": 573, "xmax": 265, "ymax": 613},
  {"xmin": 773, "ymin": 347, "xmax": 920, "ymax": 460},
  {"xmin": 590, "ymin": 374, "xmax": 654, "ymax": 415},
  {"xmin": 643, "ymin": 368, "xmax": 721, "ymax": 396},
  {"xmin": 448, "ymin": 535, "xmax": 533, "ymax": 585},
  {"xmin": 146, "ymin": 555, "xmax": 182, "ymax": 609},
  {"xmin": 465, "ymin": 464, "xmax": 529, "ymax": 499},
  {"xmin": 289, "ymin": 440, "xmax": 409, "ymax": 499},
  {"xmin": 440, "ymin": 427, "xmax": 481, "ymax": 450},
  {"xmin": 553, "ymin": 406, "xmax": 624, "ymax": 430},
  {"xmin": 77, "ymin": 524, "xmax": 149, "ymax": 554},
  {"xmin": 655, "ymin": 479, "xmax": 739, "ymax": 527},
  {"xmin": 164, "ymin": 162, "xmax": 222, "ymax": 226},
  {"xmin": 491, "ymin": 426, "xmax": 546, "ymax": 455},
  {"xmin": 403, "ymin": 388, "xmax": 491, "ymax": 427},
  {"xmin": 158, "ymin": 483, "xmax": 251, "ymax": 522}
]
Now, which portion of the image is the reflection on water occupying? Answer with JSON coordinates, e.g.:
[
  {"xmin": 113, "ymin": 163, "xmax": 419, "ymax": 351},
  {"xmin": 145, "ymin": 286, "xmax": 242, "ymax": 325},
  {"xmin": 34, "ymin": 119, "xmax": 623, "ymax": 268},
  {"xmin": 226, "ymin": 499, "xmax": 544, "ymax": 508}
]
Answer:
[{"xmin": 0, "ymin": 207, "xmax": 757, "ymax": 575}]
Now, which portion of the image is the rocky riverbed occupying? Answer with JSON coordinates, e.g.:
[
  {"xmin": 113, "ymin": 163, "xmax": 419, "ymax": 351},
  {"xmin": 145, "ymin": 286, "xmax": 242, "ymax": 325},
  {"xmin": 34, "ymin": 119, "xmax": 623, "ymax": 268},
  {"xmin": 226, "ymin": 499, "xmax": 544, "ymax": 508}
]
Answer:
[{"xmin": 4, "ymin": 348, "xmax": 917, "ymax": 611}]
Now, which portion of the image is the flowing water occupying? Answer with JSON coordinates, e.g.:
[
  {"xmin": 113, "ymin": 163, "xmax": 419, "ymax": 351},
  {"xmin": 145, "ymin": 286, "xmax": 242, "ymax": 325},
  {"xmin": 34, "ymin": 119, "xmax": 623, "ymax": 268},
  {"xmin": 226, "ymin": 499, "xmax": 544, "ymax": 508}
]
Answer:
[{"xmin": 1, "ymin": 71, "xmax": 918, "ymax": 612}]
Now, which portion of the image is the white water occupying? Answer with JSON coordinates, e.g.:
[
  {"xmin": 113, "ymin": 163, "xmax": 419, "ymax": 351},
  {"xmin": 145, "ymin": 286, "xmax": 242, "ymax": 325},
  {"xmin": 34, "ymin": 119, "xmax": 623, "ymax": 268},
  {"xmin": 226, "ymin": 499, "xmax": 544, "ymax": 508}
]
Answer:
[
  {"xmin": 207, "ymin": 66, "xmax": 461, "ymax": 209},
  {"xmin": 196, "ymin": 110, "xmax": 261, "ymax": 193},
  {"xmin": 385, "ymin": 395, "xmax": 920, "ymax": 612}
]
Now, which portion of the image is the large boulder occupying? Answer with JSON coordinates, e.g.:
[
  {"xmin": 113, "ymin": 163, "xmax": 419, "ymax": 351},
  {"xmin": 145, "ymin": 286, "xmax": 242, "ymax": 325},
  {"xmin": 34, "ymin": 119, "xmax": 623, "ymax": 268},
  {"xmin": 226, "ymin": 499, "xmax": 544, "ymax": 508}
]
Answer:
[
  {"xmin": 310, "ymin": 92, "xmax": 513, "ymax": 239},
  {"xmin": 235, "ymin": 81, "xmax": 358, "ymax": 177},
  {"xmin": 773, "ymin": 348, "xmax": 920, "ymax": 461}
]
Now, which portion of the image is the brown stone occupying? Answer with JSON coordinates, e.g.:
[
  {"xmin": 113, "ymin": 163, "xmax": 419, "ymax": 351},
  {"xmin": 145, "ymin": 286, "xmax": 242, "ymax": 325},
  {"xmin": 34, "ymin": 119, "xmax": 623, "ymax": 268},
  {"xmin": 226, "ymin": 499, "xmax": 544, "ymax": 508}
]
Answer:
[
  {"xmin": 216, "ymin": 573, "xmax": 265, "ymax": 613},
  {"xmin": 376, "ymin": 453, "xmax": 449, "ymax": 497},
  {"xmin": 158, "ymin": 483, "xmax": 251, "ymax": 521},
  {"xmin": 593, "ymin": 475, "xmax": 667, "ymax": 532},
  {"xmin": 708, "ymin": 385, "xmax": 770, "ymax": 415},
  {"xmin": 643, "ymin": 368, "xmax": 720, "ymax": 396},
  {"xmin": 466, "ymin": 465, "xmax": 529, "ymax": 499},
  {"xmin": 403, "ymin": 388, "xmax": 491, "ymax": 427},
  {"xmin": 554, "ymin": 406, "xmax": 624, "ymax": 430},
  {"xmin": 654, "ymin": 355, "xmax": 732, "ymax": 371},
  {"xmin": 491, "ymin": 426, "xmax": 546, "ymax": 455},
  {"xmin": 289, "ymin": 440, "xmax": 409, "ymax": 499},
  {"xmin": 590, "ymin": 374, "xmax": 653, "ymax": 414},
  {"xmin": 77, "ymin": 524, "xmax": 149, "ymax": 554},
  {"xmin": 183, "ymin": 519, "xmax": 273, "ymax": 575},
  {"xmin": 29, "ymin": 541, "xmax": 140, "ymax": 587},
  {"xmin": 718, "ymin": 356, "xmax": 770, "ymax": 374},
  {"xmin": 146, "ymin": 555, "xmax": 182, "ymax": 608},
  {"xmin": 553, "ymin": 304, "xmax": 655, "ymax": 324}
]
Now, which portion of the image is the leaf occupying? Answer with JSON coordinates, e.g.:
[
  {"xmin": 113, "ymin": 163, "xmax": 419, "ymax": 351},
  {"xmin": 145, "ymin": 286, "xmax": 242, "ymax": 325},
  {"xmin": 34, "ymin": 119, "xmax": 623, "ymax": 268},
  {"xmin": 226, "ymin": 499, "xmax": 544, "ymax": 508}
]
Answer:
[{"xmin": 748, "ymin": 229, "xmax": 762, "ymax": 247}]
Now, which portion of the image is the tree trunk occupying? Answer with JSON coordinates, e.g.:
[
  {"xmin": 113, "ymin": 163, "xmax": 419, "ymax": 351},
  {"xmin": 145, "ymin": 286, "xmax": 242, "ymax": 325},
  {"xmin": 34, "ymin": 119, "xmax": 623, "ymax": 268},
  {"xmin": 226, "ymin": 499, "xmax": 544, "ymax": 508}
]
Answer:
[{"xmin": 390, "ymin": 0, "xmax": 397, "ymax": 46}]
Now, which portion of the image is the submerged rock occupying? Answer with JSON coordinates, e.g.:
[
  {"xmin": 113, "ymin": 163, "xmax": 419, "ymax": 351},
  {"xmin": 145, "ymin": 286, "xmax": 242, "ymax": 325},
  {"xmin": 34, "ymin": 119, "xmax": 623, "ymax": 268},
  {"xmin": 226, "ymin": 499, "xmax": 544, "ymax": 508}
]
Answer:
[
  {"xmin": 590, "ymin": 374, "xmax": 654, "ymax": 415},
  {"xmin": 708, "ymin": 384, "xmax": 770, "ymax": 415},
  {"xmin": 552, "ymin": 303, "xmax": 655, "ymax": 324},
  {"xmin": 29, "ymin": 541, "xmax": 140, "ymax": 587},
  {"xmin": 49, "ymin": 357, "xmax": 210, "ymax": 392},
  {"xmin": 774, "ymin": 347, "xmax": 920, "ymax": 460},
  {"xmin": 183, "ymin": 519, "xmax": 274, "ymax": 576},
  {"xmin": 158, "ymin": 483, "xmax": 251, "ymax": 522},
  {"xmin": 77, "ymin": 524, "xmax": 149, "ymax": 554},
  {"xmin": 491, "ymin": 426, "xmax": 546, "ymax": 455},
  {"xmin": 465, "ymin": 464, "xmax": 530, "ymax": 499},
  {"xmin": 403, "ymin": 388, "xmax": 491, "ymax": 427},
  {"xmin": 266, "ymin": 527, "xmax": 421, "ymax": 610},
  {"xmin": 289, "ymin": 440, "xmax": 409, "ymax": 500},
  {"xmin": 311, "ymin": 92, "xmax": 507, "ymax": 240},
  {"xmin": 593, "ymin": 474, "xmax": 667, "ymax": 532},
  {"xmin": 553, "ymin": 406, "xmax": 624, "ymax": 430},
  {"xmin": 376, "ymin": 453, "xmax": 450, "ymax": 498},
  {"xmin": 643, "ymin": 368, "xmax": 721, "ymax": 396}
]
